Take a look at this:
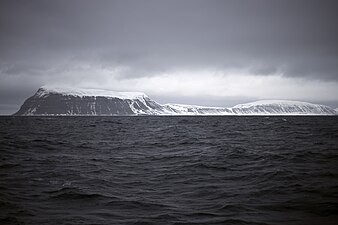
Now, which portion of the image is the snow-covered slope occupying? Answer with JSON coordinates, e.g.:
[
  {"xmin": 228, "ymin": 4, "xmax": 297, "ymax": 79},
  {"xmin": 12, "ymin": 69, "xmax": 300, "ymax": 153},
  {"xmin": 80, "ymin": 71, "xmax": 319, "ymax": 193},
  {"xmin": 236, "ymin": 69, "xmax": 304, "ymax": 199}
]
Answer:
[
  {"xmin": 36, "ymin": 85, "xmax": 147, "ymax": 100},
  {"xmin": 14, "ymin": 87, "xmax": 338, "ymax": 116},
  {"xmin": 164, "ymin": 104, "xmax": 232, "ymax": 115},
  {"xmin": 230, "ymin": 100, "xmax": 337, "ymax": 115}
]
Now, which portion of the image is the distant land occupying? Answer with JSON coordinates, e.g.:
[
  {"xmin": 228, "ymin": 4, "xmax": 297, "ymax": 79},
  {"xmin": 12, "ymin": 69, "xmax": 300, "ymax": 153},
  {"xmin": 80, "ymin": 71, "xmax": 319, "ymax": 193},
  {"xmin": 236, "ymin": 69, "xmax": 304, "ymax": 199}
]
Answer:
[{"xmin": 14, "ymin": 86, "xmax": 338, "ymax": 116}]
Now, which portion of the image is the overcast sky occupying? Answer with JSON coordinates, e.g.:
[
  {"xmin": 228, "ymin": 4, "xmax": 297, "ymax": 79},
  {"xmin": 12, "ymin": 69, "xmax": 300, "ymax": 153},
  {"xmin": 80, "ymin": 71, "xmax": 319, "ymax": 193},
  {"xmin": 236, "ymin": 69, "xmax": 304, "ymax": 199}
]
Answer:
[{"xmin": 1, "ymin": 0, "xmax": 338, "ymax": 114}]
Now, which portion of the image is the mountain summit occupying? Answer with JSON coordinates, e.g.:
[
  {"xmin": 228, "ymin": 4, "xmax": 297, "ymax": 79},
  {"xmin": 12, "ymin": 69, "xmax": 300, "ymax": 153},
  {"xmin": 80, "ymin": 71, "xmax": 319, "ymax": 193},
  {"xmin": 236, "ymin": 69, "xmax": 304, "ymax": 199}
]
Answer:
[{"xmin": 14, "ymin": 86, "xmax": 337, "ymax": 116}]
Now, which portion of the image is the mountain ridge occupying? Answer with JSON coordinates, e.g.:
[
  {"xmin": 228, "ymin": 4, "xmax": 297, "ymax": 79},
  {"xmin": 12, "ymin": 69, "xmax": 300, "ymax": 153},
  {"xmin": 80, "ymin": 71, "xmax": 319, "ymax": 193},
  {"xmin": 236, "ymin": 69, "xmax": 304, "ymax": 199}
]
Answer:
[{"xmin": 14, "ymin": 86, "xmax": 338, "ymax": 116}]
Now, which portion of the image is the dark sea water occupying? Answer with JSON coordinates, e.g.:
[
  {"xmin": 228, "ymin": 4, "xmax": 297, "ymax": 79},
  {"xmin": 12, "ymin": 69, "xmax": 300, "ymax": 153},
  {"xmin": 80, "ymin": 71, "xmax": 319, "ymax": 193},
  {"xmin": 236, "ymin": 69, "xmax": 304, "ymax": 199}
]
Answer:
[{"xmin": 0, "ymin": 116, "xmax": 338, "ymax": 225}]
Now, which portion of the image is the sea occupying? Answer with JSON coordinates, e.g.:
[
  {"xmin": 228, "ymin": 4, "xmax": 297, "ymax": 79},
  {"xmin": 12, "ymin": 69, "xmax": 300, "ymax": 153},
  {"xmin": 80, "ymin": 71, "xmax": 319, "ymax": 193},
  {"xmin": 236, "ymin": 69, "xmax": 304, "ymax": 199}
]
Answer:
[{"xmin": 0, "ymin": 116, "xmax": 337, "ymax": 225}]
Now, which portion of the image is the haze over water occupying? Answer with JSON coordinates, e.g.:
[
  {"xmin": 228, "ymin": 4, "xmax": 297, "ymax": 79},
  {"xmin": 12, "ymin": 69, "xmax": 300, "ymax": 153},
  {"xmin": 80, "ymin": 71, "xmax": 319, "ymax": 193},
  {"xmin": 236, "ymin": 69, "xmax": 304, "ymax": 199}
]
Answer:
[{"xmin": 1, "ymin": 116, "xmax": 337, "ymax": 225}]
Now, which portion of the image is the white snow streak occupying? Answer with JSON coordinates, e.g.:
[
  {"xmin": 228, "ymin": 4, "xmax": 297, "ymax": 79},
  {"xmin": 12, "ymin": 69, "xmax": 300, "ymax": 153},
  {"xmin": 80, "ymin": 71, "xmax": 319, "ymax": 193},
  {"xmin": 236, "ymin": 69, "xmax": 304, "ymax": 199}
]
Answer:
[{"xmin": 37, "ymin": 85, "xmax": 147, "ymax": 100}]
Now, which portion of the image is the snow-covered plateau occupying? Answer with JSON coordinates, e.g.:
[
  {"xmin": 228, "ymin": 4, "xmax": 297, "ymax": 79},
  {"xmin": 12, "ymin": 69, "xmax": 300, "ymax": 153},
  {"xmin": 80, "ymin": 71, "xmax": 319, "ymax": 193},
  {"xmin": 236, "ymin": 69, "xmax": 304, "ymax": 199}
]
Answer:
[{"xmin": 14, "ymin": 86, "xmax": 338, "ymax": 116}]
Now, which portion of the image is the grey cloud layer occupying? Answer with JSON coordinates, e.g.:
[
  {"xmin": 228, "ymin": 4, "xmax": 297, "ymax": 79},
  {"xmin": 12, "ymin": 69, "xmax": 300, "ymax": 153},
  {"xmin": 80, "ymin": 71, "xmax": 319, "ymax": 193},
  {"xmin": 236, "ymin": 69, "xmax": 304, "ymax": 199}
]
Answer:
[{"xmin": 1, "ymin": 0, "xmax": 338, "ymax": 79}]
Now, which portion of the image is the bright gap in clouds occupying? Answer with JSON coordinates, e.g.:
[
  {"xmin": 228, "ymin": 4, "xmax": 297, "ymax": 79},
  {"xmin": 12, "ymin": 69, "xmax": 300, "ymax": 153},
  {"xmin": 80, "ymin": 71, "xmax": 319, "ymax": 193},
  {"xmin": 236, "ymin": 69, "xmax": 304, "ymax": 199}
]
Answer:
[
  {"xmin": 132, "ymin": 71, "xmax": 338, "ymax": 103},
  {"xmin": 43, "ymin": 67, "xmax": 338, "ymax": 106}
]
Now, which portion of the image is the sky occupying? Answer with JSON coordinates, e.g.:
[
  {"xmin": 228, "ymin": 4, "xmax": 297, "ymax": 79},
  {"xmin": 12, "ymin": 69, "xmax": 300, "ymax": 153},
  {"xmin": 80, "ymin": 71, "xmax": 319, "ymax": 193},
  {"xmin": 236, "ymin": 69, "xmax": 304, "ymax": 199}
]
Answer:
[{"xmin": 1, "ymin": 0, "xmax": 338, "ymax": 114}]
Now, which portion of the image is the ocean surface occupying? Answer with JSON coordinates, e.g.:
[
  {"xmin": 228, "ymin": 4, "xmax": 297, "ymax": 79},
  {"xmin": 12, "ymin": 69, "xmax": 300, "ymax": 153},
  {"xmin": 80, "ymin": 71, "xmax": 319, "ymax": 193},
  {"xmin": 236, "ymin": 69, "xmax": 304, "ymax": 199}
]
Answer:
[{"xmin": 0, "ymin": 116, "xmax": 338, "ymax": 225}]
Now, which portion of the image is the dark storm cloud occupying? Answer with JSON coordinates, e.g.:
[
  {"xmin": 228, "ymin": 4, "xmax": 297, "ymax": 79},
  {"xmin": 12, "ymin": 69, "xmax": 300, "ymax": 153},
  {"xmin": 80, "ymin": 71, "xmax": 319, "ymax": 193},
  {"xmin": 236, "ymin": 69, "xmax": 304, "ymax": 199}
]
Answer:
[{"xmin": 1, "ymin": 0, "xmax": 338, "ymax": 79}]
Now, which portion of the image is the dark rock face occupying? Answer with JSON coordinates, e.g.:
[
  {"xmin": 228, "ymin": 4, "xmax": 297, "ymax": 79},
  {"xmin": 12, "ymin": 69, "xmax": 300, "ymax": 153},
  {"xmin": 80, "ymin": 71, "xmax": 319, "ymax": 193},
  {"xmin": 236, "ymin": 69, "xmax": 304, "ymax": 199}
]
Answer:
[{"xmin": 14, "ymin": 90, "xmax": 166, "ymax": 116}]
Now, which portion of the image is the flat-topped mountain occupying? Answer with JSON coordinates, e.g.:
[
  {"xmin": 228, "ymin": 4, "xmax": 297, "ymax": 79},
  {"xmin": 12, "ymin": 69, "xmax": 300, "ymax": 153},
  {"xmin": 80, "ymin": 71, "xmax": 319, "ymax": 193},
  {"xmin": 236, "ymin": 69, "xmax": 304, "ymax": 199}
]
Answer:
[
  {"xmin": 14, "ymin": 86, "xmax": 338, "ymax": 116},
  {"xmin": 14, "ymin": 86, "xmax": 170, "ymax": 116}
]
